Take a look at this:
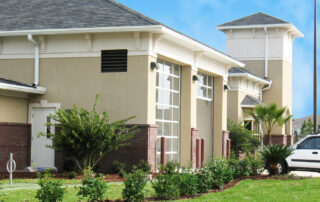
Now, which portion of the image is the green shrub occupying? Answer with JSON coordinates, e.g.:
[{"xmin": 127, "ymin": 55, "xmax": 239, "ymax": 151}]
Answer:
[
  {"xmin": 248, "ymin": 153, "xmax": 264, "ymax": 176},
  {"xmin": 68, "ymin": 171, "xmax": 77, "ymax": 179},
  {"xmin": 77, "ymin": 167, "xmax": 107, "ymax": 201},
  {"xmin": 195, "ymin": 167, "xmax": 213, "ymax": 193},
  {"xmin": 178, "ymin": 169, "xmax": 198, "ymax": 196},
  {"xmin": 135, "ymin": 159, "xmax": 151, "ymax": 173},
  {"xmin": 228, "ymin": 158, "xmax": 242, "ymax": 178},
  {"xmin": 206, "ymin": 158, "xmax": 234, "ymax": 189},
  {"xmin": 152, "ymin": 172, "xmax": 180, "ymax": 200},
  {"xmin": 35, "ymin": 171, "xmax": 65, "ymax": 202},
  {"xmin": 228, "ymin": 120, "xmax": 261, "ymax": 158},
  {"xmin": 239, "ymin": 157, "xmax": 251, "ymax": 177},
  {"xmin": 122, "ymin": 169, "xmax": 147, "ymax": 202},
  {"xmin": 111, "ymin": 160, "xmax": 125, "ymax": 174},
  {"xmin": 164, "ymin": 161, "xmax": 179, "ymax": 174}
]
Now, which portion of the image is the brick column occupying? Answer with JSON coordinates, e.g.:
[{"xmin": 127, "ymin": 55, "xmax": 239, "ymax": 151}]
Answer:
[
  {"xmin": 287, "ymin": 135, "xmax": 294, "ymax": 146},
  {"xmin": 222, "ymin": 130, "xmax": 230, "ymax": 157},
  {"xmin": 201, "ymin": 138, "xmax": 205, "ymax": 166},
  {"xmin": 160, "ymin": 137, "xmax": 166, "ymax": 167},
  {"xmin": 196, "ymin": 139, "xmax": 201, "ymax": 168},
  {"xmin": 191, "ymin": 128, "xmax": 199, "ymax": 168}
]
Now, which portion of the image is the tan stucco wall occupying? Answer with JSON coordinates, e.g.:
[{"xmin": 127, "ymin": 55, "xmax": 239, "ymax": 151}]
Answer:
[
  {"xmin": 240, "ymin": 59, "xmax": 292, "ymax": 135},
  {"xmin": 180, "ymin": 66, "xmax": 197, "ymax": 166},
  {"xmin": 0, "ymin": 93, "xmax": 28, "ymax": 123},
  {"xmin": 197, "ymin": 99, "xmax": 213, "ymax": 162},
  {"xmin": 0, "ymin": 56, "xmax": 153, "ymax": 124},
  {"xmin": 213, "ymin": 77, "xmax": 228, "ymax": 156}
]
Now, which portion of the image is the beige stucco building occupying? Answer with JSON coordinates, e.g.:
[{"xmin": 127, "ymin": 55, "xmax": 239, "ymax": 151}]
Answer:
[
  {"xmin": 0, "ymin": 0, "xmax": 244, "ymax": 171},
  {"xmin": 218, "ymin": 13, "xmax": 303, "ymax": 137}
]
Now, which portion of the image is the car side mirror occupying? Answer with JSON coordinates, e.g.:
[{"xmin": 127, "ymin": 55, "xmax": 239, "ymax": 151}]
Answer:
[{"xmin": 296, "ymin": 144, "xmax": 301, "ymax": 149}]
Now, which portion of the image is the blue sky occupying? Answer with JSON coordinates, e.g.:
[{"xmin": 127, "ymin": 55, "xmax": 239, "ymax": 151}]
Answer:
[{"xmin": 117, "ymin": 0, "xmax": 318, "ymax": 119}]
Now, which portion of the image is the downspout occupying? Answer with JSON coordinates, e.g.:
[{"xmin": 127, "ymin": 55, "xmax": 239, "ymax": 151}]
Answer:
[
  {"xmin": 264, "ymin": 26, "xmax": 268, "ymax": 79},
  {"xmin": 259, "ymin": 80, "xmax": 272, "ymax": 145},
  {"xmin": 27, "ymin": 34, "xmax": 39, "ymax": 86}
]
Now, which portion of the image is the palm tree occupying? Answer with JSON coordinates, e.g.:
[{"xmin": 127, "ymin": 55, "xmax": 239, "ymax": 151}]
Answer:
[{"xmin": 247, "ymin": 103, "xmax": 292, "ymax": 145}]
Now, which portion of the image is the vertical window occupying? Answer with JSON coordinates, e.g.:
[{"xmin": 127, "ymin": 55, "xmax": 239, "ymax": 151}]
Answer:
[
  {"xmin": 196, "ymin": 73, "xmax": 214, "ymax": 101},
  {"xmin": 101, "ymin": 49, "xmax": 128, "ymax": 72},
  {"xmin": 155, "ymin": 60, "xmax": 181, "ymax": 164}
]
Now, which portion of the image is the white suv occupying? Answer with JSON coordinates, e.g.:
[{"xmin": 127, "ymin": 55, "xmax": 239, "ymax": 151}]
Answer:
[{"xmin": 284, "ymin": 134, "xmax": 320, "ymax": 173}]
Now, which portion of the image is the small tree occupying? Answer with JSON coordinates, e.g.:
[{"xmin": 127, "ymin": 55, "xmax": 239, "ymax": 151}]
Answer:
[
  {"xmin": 301, "ymin": 119, "xmax": 313, "ymax": 137},
  {"xmin": 40, "ymin": 95, "xmax": 137, "ymax": 170},
  {"xmin": 227, "ymin": 120, "xmax": 260, "ymax": 158},
  {"xmin": 247, "ymin": 103, "xmax": 292, "ymax": 145}
]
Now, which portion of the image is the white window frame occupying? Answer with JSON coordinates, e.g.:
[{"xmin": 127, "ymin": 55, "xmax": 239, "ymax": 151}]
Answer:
[{"xmin": 197, "ymin": 73, "xmax": 214, "ymax": 101}]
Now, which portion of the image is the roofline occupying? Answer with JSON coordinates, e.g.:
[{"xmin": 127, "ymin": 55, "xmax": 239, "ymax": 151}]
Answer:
[
  {"xmin": 228, "ymin": 72, "xmax": 271, "ymax": 85},
  {"xmin": 0, "ymin": 83, "xmax": 46, "ymax": 94},
  {"xmin": 0, "ymin": 25, "xmax": 163, "ymax": 36},
  {"xmin": 161, "ymin": 26, "xmax": 245, "ymax": 67},
  {"xmin": 217, "ymin": 23, "xmax": 304, "ymax": 37},
  {"xmin": 0, "ymin": 24, "xmax": 244, "ymax": 68},
  {"xmin": 241, "ymin": 104, "xmax": 256, "ymax": 108}
]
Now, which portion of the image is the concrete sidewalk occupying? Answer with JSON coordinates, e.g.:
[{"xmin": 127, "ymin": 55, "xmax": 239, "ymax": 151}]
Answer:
[{"xmin": 290, "ymin": 171, "xmax": 320, "ymax": 177}]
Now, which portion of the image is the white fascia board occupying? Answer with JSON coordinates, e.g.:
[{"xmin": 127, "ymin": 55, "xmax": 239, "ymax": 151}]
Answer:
[
  {"xmin": 0, "ymin": 25, "xmax": 163, "ymax": 36},
  {"xmin": 241, "ymin": 104, "xmax": 255, "ymax": 108},
  {"xmin": 0, "ymin": 83, "xmax": 46, "ymax": 94},
  {"xmin": 228, "ymin": 73, "xmax": 271, "ymax": 85},
  {"xmin": 217, "ymin": 23, "xmax": 304, "ymax": 37},
  {"xmin": 161, "ymin": 26, "xmax": 245, "ymax": 67}
]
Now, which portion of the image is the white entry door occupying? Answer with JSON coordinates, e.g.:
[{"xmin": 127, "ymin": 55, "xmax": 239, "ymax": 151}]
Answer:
[{"xmin": 30, "ymin": 107, "xmax": 56, "ymax": 167}]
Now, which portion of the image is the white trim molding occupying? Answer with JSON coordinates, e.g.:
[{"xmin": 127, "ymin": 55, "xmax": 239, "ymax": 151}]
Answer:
[
  {"xmin": 28, "ymin": 100, "xmax": 60, "ymax": 124},
  {"xmin": 0, "ymin": 82, "xmax": 46, "ymax": 94}
]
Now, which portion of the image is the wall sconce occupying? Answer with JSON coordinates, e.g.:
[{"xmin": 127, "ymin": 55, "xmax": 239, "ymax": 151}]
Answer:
[
  {"xmin": 224, "ymin": 84, "xmax": 230, "ymax": 90},
  {"xmin": 192, "ymin": 75, "xmax": 199, "ymax": 81},
  {"xmin": 150, "ymin": 62, "xmax": 159, "ymax": 70}
]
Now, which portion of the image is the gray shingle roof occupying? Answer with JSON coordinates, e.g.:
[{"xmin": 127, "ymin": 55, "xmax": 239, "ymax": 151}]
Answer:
[
  {"xmin": 0, "ymin": 0, "xmax": 160, "ymax": 31},
  {"xmin": 228, "ymin": 67, "xmax": 269, "ymax": 82},
  {"xmin": 218, "ymin": 12, "xmax": 289, "ymax": 27},
  {"xmin": 241, "ymin": 95, "xmax": 262, "ymax": 107},
  {"xmin": 0, "ymin": 77, "xmax": 35, "ymax": 88}
]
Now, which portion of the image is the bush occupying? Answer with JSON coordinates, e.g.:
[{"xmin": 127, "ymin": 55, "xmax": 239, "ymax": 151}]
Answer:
[
  {"xmin": 63, "ymin": 159, "xmax": 76, "ymax": 172},
  {"xmin": 228, "ymin": 120, "xmax": 261, "ymax": 158},
  {"xmin": 164, "ymin": 161, "xmax": 179, "ymax": 174},
  {"xmin": 195, "ymin": 167, "xmax": 213, "ymax": 193},
  {"xmin": 248, "ymin": 153, "xmax": 264, "ymax": 176},
  {"xmin": 206, "ymin": 158, "xmax": 234, "ymax": 189},
  {"xmin": 228, "ymin": 158, "xmax": 242, "ymax": 178},
  {"xmin": 135, "ymin": 159, "xmax": 151, "ymax": 173},
  {"xmin": 239, "ymin": 157, "xmax": 251, "ymax": 177},
  {"xmin": 178, "ymin": 169, "xmax": 198, "ymax": 196},
  {"xmin": 122, "ymin": 169, "xmax": 148, "ymax": 202},
  {"xmin": 111, "ymin": 160, "xmax": 125, "ymax": 174},
  {"xmin": 35, "ymin": 171, "xmax": 65, "ymax": 202},
  {"xmin": 152, "ymin": 172, "xmax": 180, "ymax": 200},
  {"xmin": 77, "ymin": 167, "xmax": 107, "ymax": 201},
  {"xmin": 68, "ymin": 171, "xmax": 77, "ymax": 179}
]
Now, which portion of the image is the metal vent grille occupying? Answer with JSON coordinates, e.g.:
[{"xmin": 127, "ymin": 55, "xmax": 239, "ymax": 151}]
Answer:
[{"xmin": 101, "ymin": 49, "xmax": 128, "ymax": 72}]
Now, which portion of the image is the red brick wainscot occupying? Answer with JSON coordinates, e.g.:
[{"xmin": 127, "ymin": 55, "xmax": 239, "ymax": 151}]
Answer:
[
  {"xmin": 263, "ymin": 134, "xmax": 294, "ymax": 145},
  {"xmin": 56, "ymin": 124, "xmax": 158, "ymax": 173},
  {"xmin": 0, "ymin": 122, "xmax": 31, "ymax": 171}
]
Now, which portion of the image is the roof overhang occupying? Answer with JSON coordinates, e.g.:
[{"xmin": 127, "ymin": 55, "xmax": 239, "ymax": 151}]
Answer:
[
  {"xmin": 228, "ymin": 72, "xmax": 271, "ymax": 85},
  {"xmin": 217, "ymin": 23, "xmax": 304, "ymax": 38},
  {"xmin": 0, "ymin": 25, "xmax": 163, "ymax": 36},
  {"xmin": 161, "ymin": 26, "xmax": 245, "ymax": 67},
  {"xmin": 0, "ymin": 82, "xmax": 46, "ymax": 94}
]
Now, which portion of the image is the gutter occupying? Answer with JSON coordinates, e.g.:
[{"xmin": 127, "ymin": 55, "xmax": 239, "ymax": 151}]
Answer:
[
  {"xmin": 27, "ymin": 34, "xmax": 39, "ymax": 86},
  {"xmin": 264, "ymin": 27, "xmax": 268, "ymax": 78},
  {"xmin": 0, "ymin": 82, "xmax": 46, "ymax": 94}
]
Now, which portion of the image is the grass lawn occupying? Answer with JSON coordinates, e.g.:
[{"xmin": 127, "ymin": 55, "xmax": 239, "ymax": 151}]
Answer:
[{"xmin": 0, "ymin": 177, "xmax": 320, "ymax": 201}]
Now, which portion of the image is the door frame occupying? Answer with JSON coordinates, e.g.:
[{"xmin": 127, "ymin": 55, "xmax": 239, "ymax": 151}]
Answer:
[{"xmin": 28, "ymin": 100, "xmax": 60, "ymax": 167}]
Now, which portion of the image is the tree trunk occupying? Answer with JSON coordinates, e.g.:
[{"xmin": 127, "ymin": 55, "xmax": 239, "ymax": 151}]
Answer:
[{"xmin": 268, "ymin": 134, "xmax": 273, "ymax": 145}]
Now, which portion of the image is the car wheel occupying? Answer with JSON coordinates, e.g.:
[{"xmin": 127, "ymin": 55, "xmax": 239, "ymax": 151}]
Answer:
[{"xmin": 279, "ymin": 162, "xmax": 289, "ymax": 175}]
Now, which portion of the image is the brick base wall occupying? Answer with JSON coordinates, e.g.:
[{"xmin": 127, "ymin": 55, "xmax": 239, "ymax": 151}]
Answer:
[
  {"xmin": 191, "ymin": 128, "xmax": 198, "ymax": 168},
  {"xmin": 222, "ymin": 130, "xmax": 230, "ymax": 157},
  {"xmin": 0, "ymin": 122, "xmax": 31, "ymax": 171},
  {"xmin": 55, "ymin": 124, "xmax": 157, "ymax": 173},
  {"xmin": 264, "ymin": 135, "xmax": 293, "ymax": 145}
]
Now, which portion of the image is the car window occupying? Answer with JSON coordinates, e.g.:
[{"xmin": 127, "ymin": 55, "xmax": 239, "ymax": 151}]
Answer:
[{"xmin": 299, "ymin": 137, "xmax": 320, "ymax": 149}]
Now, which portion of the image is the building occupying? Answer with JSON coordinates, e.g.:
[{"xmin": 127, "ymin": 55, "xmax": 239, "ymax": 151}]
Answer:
[
  {"xmin": 217, "ymin": 13, "xmax": 303, "ymax": 142},
  {"xmin": 0, "ymin": 0, "xmax": 243, "ymax": 171}
]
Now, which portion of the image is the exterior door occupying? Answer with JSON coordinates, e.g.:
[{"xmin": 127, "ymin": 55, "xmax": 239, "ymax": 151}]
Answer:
[
  {"xmin": 287, "ymin": 136, "xmax": 320, "ymax": 169},
  {"xmin": 30, "ymin": 108, "xmax": 56, "ymax": 167}
]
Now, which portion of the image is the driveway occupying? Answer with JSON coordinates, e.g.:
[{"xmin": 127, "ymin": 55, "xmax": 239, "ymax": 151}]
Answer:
[{"xmin": 289, "ymin": 171, "xmax": 320, "ymax": 177}]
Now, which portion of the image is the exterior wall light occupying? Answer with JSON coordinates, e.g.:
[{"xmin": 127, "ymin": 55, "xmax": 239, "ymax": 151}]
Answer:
[
  {"xmin": 224, "ymin": 84, "xmax": 230, "ymax": 90},
  {"xmin": 193, "ymin": 75, "xmax": 199, "ymax": 81},
  {"xmin": 150, "ymin": 62, "xmax": 159, "ymax": 70}
]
